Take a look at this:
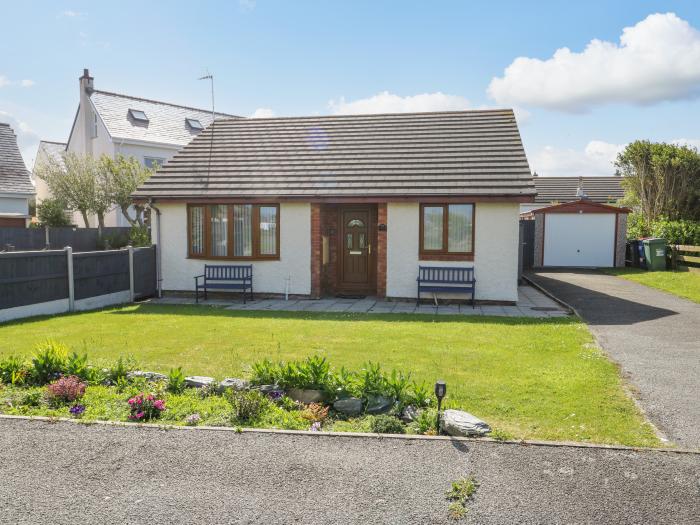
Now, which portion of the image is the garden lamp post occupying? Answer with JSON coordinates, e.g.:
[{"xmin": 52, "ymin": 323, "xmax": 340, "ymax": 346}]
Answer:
[{"xmin": 435, "ymin": 380, "xmax": 446, "ymax": 434}]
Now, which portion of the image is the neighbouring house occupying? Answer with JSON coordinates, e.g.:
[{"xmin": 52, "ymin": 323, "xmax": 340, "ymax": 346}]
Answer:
[
  {"xmin": 520, "ymin": 176, "xmax": 628, "ymax": 268},
  {"xmin": 0, "ymin": 123, "xmax": 35, "ymax": 227},
  {"xmin": 134, "ymin": 110, "xmax": 536, "ymax": 303},
  {"xmin": 34, "ymin": 69, "xmax": 236, "ymax": 227},
  {"xmin": 520, "ymin": 176, "xmax": 624, "ymax": 214}
]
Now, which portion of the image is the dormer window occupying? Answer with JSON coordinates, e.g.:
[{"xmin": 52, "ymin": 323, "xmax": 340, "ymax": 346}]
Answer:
[
  {"xmin": 128, "ymin": 109, "xmax": 149, "ymax": 123},
  {"xmin": 186, "ymin": 118, "xmax": 203, "ymax": 131}
]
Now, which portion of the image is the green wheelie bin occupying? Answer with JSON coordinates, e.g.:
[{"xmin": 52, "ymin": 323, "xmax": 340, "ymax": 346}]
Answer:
[{"xmin": 642, "ymin": 238, "xmax": 667, "ymax": 271}]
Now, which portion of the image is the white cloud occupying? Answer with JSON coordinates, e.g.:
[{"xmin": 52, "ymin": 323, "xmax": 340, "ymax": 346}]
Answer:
[
  {"xmin": 0, "ymin": 76, "xmax": 36, "ymax": 88},
  {"xmin": 0, "ymin": 76, "xmax": 9, "ymax": 88},
  {"xmin": 20, "ymin": 79, "xmax": 35, "ymax": 87},
  {"xmin": 531, "ymin": 140, "xmax": 624, "ymax": 178},
  {"xmin": 239, "ymin": 0, "xmax": 256, "ymax": 12},
  {"xmin": 0, "ymin": 111, "xmax": 41, "ymax": 169},
  {"xmin": 672, "ymin": 138, "xmax": 700, "ymax": 150},
  {"xmin": 250, "ymin": 108, "xmax": 275, "ymax": 118},
  {"xmin": 59, "ymin": 10, "xmax": 85, "ymax": 18},
  {"xmin": 488, "ymin": 12, "xmax": 700, "ymax": 111},
  {"xmin": 328, "ymin": 91, "xmax": 472, "ymax": 115}
]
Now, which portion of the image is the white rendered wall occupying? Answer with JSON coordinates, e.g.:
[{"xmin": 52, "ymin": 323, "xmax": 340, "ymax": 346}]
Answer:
[
  {"xmin": 156, "ymin": 202, "xmax": 311, "ymax": 295},
  {"xmin": 0, "ymin": 195, "xmax": 30, "ymax": 215},
  {"xmin": 386, "ymin": 202, "xmax": 519, "ymax": 302}
]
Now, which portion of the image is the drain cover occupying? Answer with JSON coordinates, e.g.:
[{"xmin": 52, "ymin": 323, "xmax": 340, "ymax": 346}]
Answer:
[{"xmin": 530, "ymin": 306, "xmax": 560, "ymax": 312}]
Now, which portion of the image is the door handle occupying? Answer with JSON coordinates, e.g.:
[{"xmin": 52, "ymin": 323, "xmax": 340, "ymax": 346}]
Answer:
[{"xmin": 368, "ymin": 244, "xmax": 372, "ymax": 255}]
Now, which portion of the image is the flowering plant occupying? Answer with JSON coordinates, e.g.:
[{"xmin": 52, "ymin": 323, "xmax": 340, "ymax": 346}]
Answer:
[
  {"xmin": 127, "ymin": 392, "xmax": 166, "ymax": 421},
  {"xmin": 69, "ymin": 404, "xmax": 85, "ymax": 417},
  {"xmin": 46, "ymin": 375, "xmax": 86, "ymax": 405}
]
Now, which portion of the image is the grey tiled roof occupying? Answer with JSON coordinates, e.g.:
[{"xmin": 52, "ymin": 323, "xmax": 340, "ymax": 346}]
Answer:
[
  {"xmin": 134, "ymin": 109, "xmax": 535, "ymax": 199},
  {"xmin": 91, "ymin": 90, "xmax": 239, "ymax": 146},
  {"xmin": 534, "ymin": 176, "xmax": 624, "ymax": 204},
  {"xmin": 0, "ymin": 123, "xmax": 35, "ymax": 195},
  {"xmin": 34, "ymin": 140, "xmax": 67, "ymax": 170}
]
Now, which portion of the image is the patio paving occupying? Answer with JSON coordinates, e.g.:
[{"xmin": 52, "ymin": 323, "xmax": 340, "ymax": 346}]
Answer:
[{"xmin": 151, "ymin": 285, "xmax": 569, "ymax": 318}]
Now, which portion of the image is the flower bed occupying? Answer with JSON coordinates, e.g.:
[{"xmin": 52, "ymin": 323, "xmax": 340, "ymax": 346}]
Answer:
[{"xmin": 0, "ymin": 341, "xmax": 444, "ymax": 435}]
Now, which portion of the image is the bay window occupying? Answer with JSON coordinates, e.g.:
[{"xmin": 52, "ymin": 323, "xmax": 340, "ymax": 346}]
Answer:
[
  {"xmin": 419, "ymin": 203, "xmax": 474, "ymax": 260},
  {"xmin": 188, "ymin": 204, "xmax": 280, "ymax": 259}
]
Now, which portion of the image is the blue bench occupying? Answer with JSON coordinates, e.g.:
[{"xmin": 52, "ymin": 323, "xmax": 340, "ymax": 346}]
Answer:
[
  {"xmin": 416, "ymin": 266, "xmax": 476, "ymax": 307},
  {"xmin": 195, "ymin": 265, "xmax": 253, "ymax": 303}
]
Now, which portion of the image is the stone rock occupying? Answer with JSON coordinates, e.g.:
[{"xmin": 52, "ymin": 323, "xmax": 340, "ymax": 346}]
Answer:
[
  {"xmin": 400, "ymin": 405, "xmax": 420, "ymax": 423},
  {"xmin": 219, "ymin": 378, "xmax": 250, "ymax": 392},
  {"xmin": 255, "ymin": 384, "xmax": 285, "ymax": 398},
  {"xmin": 440, "ymin": 409, "xmax": 491, "ymax": 437},
  {"xmin": 287, "ymin": 388, "xmax": 325, "ymax": 404},
  {"xmin": 184, "ymin": 376, "xmax": 216, "ymax": 388},
  {"xmin": 126, "ymin": 371, "xmax": 167, "ymax": 382},
  {"xmin": 333, "ymin": 397, "xmax": 363, "ymax": 416},
  {"xmin": 365, "ymin": 395, "xmax": 395, "ymax": 415}
]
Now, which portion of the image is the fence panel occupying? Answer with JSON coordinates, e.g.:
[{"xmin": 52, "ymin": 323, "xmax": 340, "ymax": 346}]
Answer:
[
  {"xmin": 133, "ymin": 246, "xmax": 157, "ymax": 299},
  {"xmin": 0, "ymin": 227, "xmax": 46, "ymax": 251},
  {"xmin": 73, "ymin": 251, "xmax": 130, "ymax": 300},
  {"xmin": 0, "ymin": 226, "xmax": 132, "ymax": 252},
  {"xmin": 671, "ymin": 245, "xmax": 700, "ymax": 272},
  {"xmin": 0, "ymin": 251, "xmax": 68, "ymax": 309}
]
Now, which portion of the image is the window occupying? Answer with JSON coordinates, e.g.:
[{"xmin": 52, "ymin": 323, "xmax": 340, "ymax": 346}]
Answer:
[
  {"xmin": 144, "ymin": 157, "xmax": 165, "ymax": 169},
  {"xmin": 188, "ymin": 204, "xmax": 280, "ymax": 259},
  {"xmin": 419, "ymin": 203, "xmax": 474, "ymax": 259},
  {"xmin": 128, "ymin": 109, "xmax": 149, "ymax": 123},
  {"xmin": 186, "ymin": 118, "xmax": 204, "ymax": 131}
]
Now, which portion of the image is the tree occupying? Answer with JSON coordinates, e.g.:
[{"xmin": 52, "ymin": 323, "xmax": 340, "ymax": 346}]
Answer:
[
  {"xmin": 34, "ymin": 152, "xmax": 109, "ymax": 228},
  {"xmin": 36, "ymin": 198, "xmax": 71, "ymax": 227},
  {"xmin": 616, "ymin": 141, "xmax": 700, "ymax": 224},
  {"xmin": 101, "ymin": 155, "xmax": 153, "ymax": 227}
]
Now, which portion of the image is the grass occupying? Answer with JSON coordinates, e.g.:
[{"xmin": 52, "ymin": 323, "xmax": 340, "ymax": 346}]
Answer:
[
  {"xmin": 0, "ymin": 303, "xmax": 660, "ymax": 446},
  {"xmin": 603, "ymin": 267, "xmax": 700, "ymax": 303}
]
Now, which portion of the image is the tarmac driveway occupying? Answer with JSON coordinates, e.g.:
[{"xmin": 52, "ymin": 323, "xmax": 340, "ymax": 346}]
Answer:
[
  {"xmin": 0, "ymin": 419, "xmax": 698, "ymax": 525},
  {"xmin": 528, "ymin": 270, "xmax": 700, "ymax": 449}
]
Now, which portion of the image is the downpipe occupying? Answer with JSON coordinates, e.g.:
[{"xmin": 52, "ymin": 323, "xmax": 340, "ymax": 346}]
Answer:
[{"xmin": 148, "ymin": 199, "xmax": 163, "ymax": 298}]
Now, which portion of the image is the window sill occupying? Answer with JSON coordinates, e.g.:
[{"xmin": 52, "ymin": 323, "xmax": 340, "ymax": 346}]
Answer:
[
  {"xmin": 187, "ymin": 255, "xmax": 280, "ymax": 262},
  {"xmin": 419, "ymin": 253, "xmax": 474, "ymax": 262}
]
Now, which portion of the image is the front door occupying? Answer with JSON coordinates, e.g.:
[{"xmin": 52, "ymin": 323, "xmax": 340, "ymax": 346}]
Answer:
[{"xmin": 338, "ymin": 207, "xmax": 375, "ymax": 294}]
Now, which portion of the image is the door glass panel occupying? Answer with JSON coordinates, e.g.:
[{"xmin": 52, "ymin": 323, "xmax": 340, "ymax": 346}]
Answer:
[
  {"xmin": 448, "ymin": 204, "xmax": 473, "ymax": 252},
  {"xmin": 233, "ymin": 204, "xmax": 252, "ymax": 256},
  {"xmin": 347, "ymin": 219, "xmax": 364, "ymax": 228},
  {"xmin": 259, "ymin": 206, "xmax": 277, "ymax": 255},
  {"xmin": 423, "ymin": 206, "xmax": 443, "ymax": 250},
  {"xmin": 359, "ymin": 233, "xmax": 365, "ymax": 249},
  {"xmin": 346, "ymin": 233, "xmax": 353, "ymax": 249},
  {"xmin": 209, "ymin": 205, "xmax": 228, "ymax": 257}
]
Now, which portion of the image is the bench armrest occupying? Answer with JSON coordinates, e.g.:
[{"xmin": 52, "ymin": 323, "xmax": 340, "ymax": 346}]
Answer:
[{"xmin": 194, "ymin": 274, "xmax": 205, "ymax": 283}]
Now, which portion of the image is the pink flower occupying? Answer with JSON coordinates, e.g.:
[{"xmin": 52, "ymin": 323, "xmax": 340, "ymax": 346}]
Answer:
[
  {"xmin": 135, "ymin": 411, "xmax": 144, "ymax": 419},
  {"xmin": 128, "ymin": 398, "xmax": 135, "ymax": 405},
  {"xmin": 153, "ymin": 400, "xmax": 165, "ymax": 411}
]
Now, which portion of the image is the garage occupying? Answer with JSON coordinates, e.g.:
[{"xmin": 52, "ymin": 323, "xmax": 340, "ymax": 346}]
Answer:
[{"xmin": 530, "ymin": 200, "xmax": 630, "ymax": 268}]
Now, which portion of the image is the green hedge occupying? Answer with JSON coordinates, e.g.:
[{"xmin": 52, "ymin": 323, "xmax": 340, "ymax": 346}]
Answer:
[{"xmin": 627, "ymin": 214, "xmax": 700, "ymax": 245}]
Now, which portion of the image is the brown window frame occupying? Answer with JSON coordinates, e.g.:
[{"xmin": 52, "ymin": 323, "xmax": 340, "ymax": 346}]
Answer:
[
  {"xmin": 419, "ymin": 203, "xmax": 475, "ymax": 261},
  {"xmin": 187, "ymin": 203, "xmax": 280, "ymax": 261}
]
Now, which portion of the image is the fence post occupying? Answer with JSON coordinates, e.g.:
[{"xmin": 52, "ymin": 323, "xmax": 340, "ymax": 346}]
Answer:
[
  {"xmin": 128, "ymin": 246, "xmax": 135, "ymax": 302},
  {"xmin": 66, "ymin": 246, "xmax": 75, "ymax": 312},
  {"xmin": 45, "ymin": 226, "xmax": 50, "ymax": 250}
]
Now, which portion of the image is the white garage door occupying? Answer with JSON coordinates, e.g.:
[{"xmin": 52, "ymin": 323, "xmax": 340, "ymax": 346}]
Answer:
[{"xmin": 544, "ymin": 213, "xmax": 615, "ymax": 267}]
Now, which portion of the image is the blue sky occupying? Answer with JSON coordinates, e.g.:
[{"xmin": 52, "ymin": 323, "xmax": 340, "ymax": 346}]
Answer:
[{"xmin": 1, "ymin": 1, "xmax": 699, "ymax": 176}]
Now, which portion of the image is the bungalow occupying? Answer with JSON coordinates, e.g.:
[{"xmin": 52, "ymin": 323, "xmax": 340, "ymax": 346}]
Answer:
[
  {"xmin": 134, "ymin": 110, "xmax": 535, "ymax": 303},
  {"xmin": 0, "ymin": 123, "xmax": 35, "ymax": 227}
]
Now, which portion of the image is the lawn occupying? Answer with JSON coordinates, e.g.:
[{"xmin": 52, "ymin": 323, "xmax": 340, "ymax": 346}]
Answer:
[
  {"xmin": 604, "ymin": 267, "xmax": 700, "ymax": 303},
  {"xmin": 0, "ymin": 304, "xmax": 659, "ymax": 447}
]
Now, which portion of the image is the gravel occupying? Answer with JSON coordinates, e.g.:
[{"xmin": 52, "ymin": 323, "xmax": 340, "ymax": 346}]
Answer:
[
  {"xmin": 528, "ymin": 270, "xmax": 700, "ymax": 449},
  {"xmin": 0, "ymin": 418, "xmax": 698, "ymax": 524}
]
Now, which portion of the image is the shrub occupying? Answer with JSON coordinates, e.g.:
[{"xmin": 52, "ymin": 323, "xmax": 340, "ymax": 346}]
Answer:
[
  {"xmin": 127, "ymin": 392, "xmax": 166, "ymax": 421},
  {"xmin": 65, "ymin": 352, "xmax": 89, "ymax": 379},
  {"xmin": 0, "ymin": 355, "xmax": 28, "ymax": 386},
  {"xmin": 250, "ymin": 358, "xmax": 280, "ymax": 385},
  {"xmin": 107, "ymin": 356, "xmax": 133, "ymax": 384},
  {"xmin": 386, "ymin": 370, "xmax": 411, "ymax": 407},
  {"xmin": 46, "ymin": 375, "xmax": 86, "ymax": 405},
  {"xmin": 36, "ymin": 197, "xmax": 70, "ymax": 227},
  {"xmin": 627, "ymin": 213, "xmax": 700, "ymax": 245},
  {"xmin": 300, "ymin": 402, "xmax": 329, "ymax": 424},
  {"xmin": 358, "ymin": 362, "xmax": 389, "ymax": 398},
  {"xmin": 129, "ymin": 225, "xmax": 151, "ymax": 247},
  {"xmin": 405, "ymin": 381, "xmax": 432, "ymax": 409},
  {"xmin": 370, "ymin": 415, "xmax": 406, "ymax": 434},
  {"xmin": 167, "ymin": 367, "xmax": 186, "ymax": 394},
  {"xmin": 410, "ymin": 408, "xmax": 438, "ymax": 435},
  {"xmin": 228, "ymin": 390, "xmax": 271, "ymax": 424},
  {"xmin": 30, "ymin": 340, "xmax": 69, "ymax": 385}
]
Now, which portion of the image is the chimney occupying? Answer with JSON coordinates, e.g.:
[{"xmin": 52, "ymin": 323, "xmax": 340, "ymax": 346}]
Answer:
[{"xmin": 79, "ymin": 68, "xmax": 95, "ymax": 155}]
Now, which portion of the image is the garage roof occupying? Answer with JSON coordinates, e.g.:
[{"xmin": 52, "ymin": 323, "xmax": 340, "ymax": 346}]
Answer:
[{"xmin": 534, "ymin": 176, "xmax": 624, "ymax": 204}]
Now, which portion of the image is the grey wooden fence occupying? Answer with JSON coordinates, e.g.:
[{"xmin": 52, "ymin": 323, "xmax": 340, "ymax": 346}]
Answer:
[
  {"xmin": 0, "ymin": 245, "xmax": 157, "ymax": 320},
  {"xmin": 0, "ymin": 226, "xmax": 132, "ymax": 252}
]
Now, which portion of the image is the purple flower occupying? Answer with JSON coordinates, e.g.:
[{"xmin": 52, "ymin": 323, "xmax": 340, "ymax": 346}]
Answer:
[
  {"xmin": 69, "ymin": 404, "xmax": 85, "ymax": 416},
  {"xmin": 310, "ymin": 421, "xmax": 322, "ymax": 432},
  {"xmin": 267, "ymin": 390, "xmax": 284, "ymax": 400},
  {"xmin": 186, "ymin": 413, "xmax": 201, "ymax": 426}
]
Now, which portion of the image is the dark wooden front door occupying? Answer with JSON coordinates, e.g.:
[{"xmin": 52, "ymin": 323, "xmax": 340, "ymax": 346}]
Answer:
[{"xmin": 338, "ymin": 207, "xmax": 375, "ymax": 294}]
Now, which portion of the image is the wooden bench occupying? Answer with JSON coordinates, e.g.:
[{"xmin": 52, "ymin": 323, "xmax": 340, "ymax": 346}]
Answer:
[
  {"xmin": 416, "ymin": 266, "xmax": 476, "ymax": 307},
  {"xmin": 195, "ymin": 265, "xmax": 253, "ymax": 303}
]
